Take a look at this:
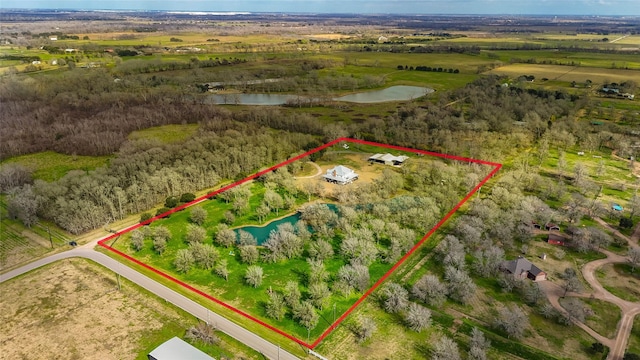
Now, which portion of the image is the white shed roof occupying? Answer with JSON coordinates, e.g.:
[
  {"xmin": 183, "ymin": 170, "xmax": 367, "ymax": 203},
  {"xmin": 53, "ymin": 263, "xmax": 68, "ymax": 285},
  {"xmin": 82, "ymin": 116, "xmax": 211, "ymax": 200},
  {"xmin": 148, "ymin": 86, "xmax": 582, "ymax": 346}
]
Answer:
[
  {"xmin": 369, "ymin": 153, "xmax": 409, "ymax": 163},
  {"xmin": 148, "ymin": 337, "xmax": 214, "ymax": 360}
]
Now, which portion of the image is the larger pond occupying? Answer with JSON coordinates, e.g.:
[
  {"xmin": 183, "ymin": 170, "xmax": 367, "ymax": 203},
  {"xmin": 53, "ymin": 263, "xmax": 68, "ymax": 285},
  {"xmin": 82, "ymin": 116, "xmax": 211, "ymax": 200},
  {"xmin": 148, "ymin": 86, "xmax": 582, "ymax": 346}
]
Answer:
[
  {"xmin": 234, "ymin": 204, "xmax": 337, "ymax": 245},
  {"xmin": 206, "ymin": 85, "xmax": 433, "ymax": 105}
]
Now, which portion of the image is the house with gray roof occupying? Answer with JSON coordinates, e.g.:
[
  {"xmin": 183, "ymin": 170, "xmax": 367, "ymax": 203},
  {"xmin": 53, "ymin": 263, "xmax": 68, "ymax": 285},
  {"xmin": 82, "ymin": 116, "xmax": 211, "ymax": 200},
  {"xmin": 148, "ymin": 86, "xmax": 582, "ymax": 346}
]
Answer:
[
  {"xmin": 502, "ymin": 256, "xmax": 547, "ymax": 282},
  {"xmin": 323, "ymin": 165, "xmax": 358, "ymax": 185},
  {"xmin": 148, "ymin": 337, "xmax": 214, "ymax": 360}
]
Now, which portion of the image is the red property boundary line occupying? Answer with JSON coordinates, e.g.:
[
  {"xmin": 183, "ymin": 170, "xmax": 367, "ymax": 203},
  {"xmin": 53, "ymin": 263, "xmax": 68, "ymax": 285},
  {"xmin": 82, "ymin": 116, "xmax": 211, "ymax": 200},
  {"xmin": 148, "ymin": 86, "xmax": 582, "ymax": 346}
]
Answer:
[{"xmin": 97, "ymin": 137, "xmax": 502, "ymax": 349}]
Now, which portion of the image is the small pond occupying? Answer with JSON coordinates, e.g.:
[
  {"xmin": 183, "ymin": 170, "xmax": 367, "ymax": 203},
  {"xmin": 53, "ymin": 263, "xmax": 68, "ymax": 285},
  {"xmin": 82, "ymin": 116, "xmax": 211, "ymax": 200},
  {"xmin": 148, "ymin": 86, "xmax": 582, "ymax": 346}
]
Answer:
[
  {"xmin": 234, "ymin": 204, "xmax": 337, "ymax": 245},
  {"xmin": 334, "ymin": 85, "xmax": 434, "ymax": 103},
  {"xmin": 206, "ymin": 85, "xmax": 433, "ymax": 105}
]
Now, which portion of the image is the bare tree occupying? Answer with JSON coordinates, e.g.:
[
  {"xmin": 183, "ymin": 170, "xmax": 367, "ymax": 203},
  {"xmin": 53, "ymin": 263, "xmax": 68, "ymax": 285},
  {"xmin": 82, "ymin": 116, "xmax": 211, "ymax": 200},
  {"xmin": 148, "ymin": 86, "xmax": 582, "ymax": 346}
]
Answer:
[
  {"xmin": 432, "ymin": 335, "xmax": 461, "ymax": 360},
  {"xmin": 284, "ymin": 280, "xmax": 301, "ymax": 308},
  {"xmin": 190, "ymin": 206, "xmax": 207, "ymax": 225},
  {"xmin": 336, "ymin": 263, "xmax": 370, "ymax": 293},
  {"xmin": 153, "ymin": 237, "xmax": 167, "ymax": 255},
  {"xmin": 154, "ymin": 225, "xmax": 172, "ymax": 243},
  {"xmin": 215, "ymin": 225, "xmax": 236, "ymax": 248},
  {"xmin": 412, "ymin": 274, "xmax": 448, "ymax": 307},
  {"xmin": 405, "ymin": 302, "xmax": 431, "ymax": 332},
  {"xmin": 468, "ymin": 327, "xmax": 490, "ymax": 360},
  {"xmin": 562, "ymin": 297, "xmax": 589, "ymax": 323},
  {"xmin": 185, "ymin": 322, "xmax": 219, "ymax": 345},
  {"xmin": 214, "ymin": 259, "xmax": 229, "ymax": 281},
  {"xmin": 239, "ymin": 245, "xmax": 259, "ymax": 264},
  {"xmin": 130, "ymin": 229, "xmax": 145, "ymax": 251},
  {"xmin": 444, "ymin": 266, "xmax": 476, "ymax": 304},
  {"xmin": 562, "ymin": 272, "xmax": 583, "ymax": 297},
  {"xmin": 354, "ymin": 316, "xmax": 377, "ymax": 343},
  {"xmin": 381, "ymin": 282, "xmax": 409, "ymax": 313},
  {"xmin": 293, "ymin": 301, "xmax": 319, "ymax": 330},
  {"xmin": 244, "ymin": 265, "xmax": 264, "ymax": 288},
  {"xmin": 185, "ymin": 224, "xmax": 207, "ymax": 244},
  {"xmin": 307, "ymin": 259, "xmax": 329, "ymax": 285},
  {"xmin": 174, "ymin": 248, "xmax": 195, "ymax": 273},
  {"xmin": 472, "ymin": 246, "xmax": 505, "ymax": 277},
  {"xmin": 265, "ymin": 291, "xmax": 286, "ymax": 321},
  {"xmin": 190, "ymin": 243, "xmax": 219, "ymax": 269},
  {"xmin": 308, "ymin": 282, "xmax": 331, "ymax": 309},
  {"xmin": 308, "ymin": 239, "xmax": 334, "ymax": 261},
  {"xmin": 237, "ymin": 230, "xmax": 257, "ymax": 246},
  {"xmin": 494, "ymin": 305, "xmax": 528, "ymax": 339},
  {"xmin": 629, "ymin": 247, "xmax": 640, "ymax": 272}
]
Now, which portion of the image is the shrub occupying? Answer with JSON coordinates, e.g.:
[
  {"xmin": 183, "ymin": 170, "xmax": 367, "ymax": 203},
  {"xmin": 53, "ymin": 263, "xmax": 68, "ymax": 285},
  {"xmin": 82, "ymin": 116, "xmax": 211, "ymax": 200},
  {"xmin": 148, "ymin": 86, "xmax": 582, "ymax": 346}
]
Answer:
[
  {"xmin": 140, "ymin": 212, "xmax": 153, "ymax": 223},
  {"xmin": 180, "ymin": 192, "xmax": 196, "ymax": 203}
]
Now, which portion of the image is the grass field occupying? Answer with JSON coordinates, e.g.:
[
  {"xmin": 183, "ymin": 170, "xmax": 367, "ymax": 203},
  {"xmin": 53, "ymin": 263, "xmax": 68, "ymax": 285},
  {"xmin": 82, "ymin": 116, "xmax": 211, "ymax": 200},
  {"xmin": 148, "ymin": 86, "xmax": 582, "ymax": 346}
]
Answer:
[
  {"xmin": 0, "ymin": 258, "xmax": 261, "ymax": 359},
  {"xmin": 597, "ymin": 263, "xmax": 640, "ymax": 303},
  {"xmin": 1, "ymin": 151, "xmax": 111, "ymax": 182},
  {"xmin": 487, "ymin": 63, "xmax": 640, "ymax": 84},
  {"xmin": 583, "ymin": 298, "xmax": 622, "ymax": 339},
  {"xmin": 128, "ymin": 124, "xmax": 200, "ymax": 144}
]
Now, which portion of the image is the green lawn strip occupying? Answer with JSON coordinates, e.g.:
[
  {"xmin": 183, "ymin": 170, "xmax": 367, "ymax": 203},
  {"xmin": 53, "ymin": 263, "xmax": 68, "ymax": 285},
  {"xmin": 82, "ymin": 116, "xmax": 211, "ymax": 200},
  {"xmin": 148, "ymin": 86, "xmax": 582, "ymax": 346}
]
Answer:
[
  {"xmin": 582, "ymin": 298, "xmax": 622, "ymax": 339},
  {"xmin": 628, "ymin": 316, "xmax": 640, "ymax": 355},
  {"xmin": 1, "ymin": 151, "xmax": 111, "ymax": 182},
  {"xmin": 97, "ymin": 246, "xmax": 310, "ymax": 358}
]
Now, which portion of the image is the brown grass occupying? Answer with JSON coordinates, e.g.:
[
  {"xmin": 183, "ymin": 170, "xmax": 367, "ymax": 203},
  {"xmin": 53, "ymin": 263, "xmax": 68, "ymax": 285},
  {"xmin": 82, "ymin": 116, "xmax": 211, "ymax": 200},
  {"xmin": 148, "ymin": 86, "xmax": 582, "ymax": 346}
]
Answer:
[{"xmin": 0, "ymin": 259, "xmax": 178, "ymax": 360}]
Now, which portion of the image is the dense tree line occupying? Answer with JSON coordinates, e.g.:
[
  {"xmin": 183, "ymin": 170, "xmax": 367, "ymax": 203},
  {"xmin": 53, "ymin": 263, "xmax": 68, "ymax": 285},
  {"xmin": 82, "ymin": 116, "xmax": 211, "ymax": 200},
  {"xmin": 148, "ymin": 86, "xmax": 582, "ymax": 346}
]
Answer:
[{"xmin": 5, "ymin": 126, "xmax": 315, "ymax": 233}]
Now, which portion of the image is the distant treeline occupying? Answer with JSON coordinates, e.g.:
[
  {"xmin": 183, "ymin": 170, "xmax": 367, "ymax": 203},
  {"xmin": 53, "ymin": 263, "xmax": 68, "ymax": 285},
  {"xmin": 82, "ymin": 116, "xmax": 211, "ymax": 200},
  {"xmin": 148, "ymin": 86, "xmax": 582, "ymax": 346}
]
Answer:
[
  {"xmin": 397, "ymin": 65, "xmax": 460, "ymax": 73},
  {"xmin": 0, "ymin": 54, "xmax": 40, "ymax": 62}
]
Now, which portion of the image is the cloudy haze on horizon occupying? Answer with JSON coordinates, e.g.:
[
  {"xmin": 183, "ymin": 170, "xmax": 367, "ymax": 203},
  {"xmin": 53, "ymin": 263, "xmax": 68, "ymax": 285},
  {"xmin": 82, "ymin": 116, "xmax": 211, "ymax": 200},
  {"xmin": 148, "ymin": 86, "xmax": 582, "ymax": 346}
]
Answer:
[{"xmin": 1, "ymin": 0, "xmax": 639, "ymax": 15}]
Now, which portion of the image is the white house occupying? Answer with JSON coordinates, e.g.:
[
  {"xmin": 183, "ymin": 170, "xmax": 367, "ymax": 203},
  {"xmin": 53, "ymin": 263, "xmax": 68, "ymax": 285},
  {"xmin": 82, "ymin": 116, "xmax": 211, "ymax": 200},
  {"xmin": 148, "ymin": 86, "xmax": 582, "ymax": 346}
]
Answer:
[
  {"xmin": 368, "ymin": 153, "xmax": 409, "ymax": 166},
  {"xmin": 323, "ymin": 165, "xmax": 358, "ymax": 185}
]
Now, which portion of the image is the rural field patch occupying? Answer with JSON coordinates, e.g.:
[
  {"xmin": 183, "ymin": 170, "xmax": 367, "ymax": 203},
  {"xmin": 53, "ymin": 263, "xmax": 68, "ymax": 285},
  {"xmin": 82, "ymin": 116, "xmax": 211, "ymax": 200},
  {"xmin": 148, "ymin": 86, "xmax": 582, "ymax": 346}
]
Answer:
[
  {"xmin": 98, "ymin": 138, "xmax": 501, "ymax": 349},
  {"xmin": 486, "ymin": 63, "xmax": 640, "ymax": 84}
]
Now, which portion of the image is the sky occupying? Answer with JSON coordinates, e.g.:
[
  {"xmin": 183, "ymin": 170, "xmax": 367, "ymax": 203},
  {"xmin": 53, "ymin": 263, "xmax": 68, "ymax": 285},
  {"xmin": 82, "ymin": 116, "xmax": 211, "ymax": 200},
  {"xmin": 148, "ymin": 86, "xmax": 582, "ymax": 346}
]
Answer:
[{"xmin": 1, "ymin": 0, "xmax": 639, "ymax": 16}]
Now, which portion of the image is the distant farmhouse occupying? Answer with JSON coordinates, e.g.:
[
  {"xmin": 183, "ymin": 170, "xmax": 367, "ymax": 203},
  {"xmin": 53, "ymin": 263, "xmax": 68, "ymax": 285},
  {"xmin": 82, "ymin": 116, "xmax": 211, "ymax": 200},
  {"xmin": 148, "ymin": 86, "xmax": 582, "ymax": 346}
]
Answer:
[
  {"xmin": 368, "ymin": 153, "xmax": 409, "ymax": 166},
  {"xmin": 323, "ymin": 165, "xmax": 358, "ymax": 185},
  {"xmin": 502, "ymin": 256, "xmax": 547, "ymax": 282},
  {"xmin": 148, "ymin": 337, "xmax": 214, "ymax": 360}
]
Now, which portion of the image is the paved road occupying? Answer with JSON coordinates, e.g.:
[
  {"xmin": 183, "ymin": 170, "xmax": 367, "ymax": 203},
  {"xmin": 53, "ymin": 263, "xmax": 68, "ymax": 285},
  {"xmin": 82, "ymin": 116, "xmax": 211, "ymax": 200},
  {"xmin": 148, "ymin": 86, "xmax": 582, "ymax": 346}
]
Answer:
[
  {"xmin": 0, "ymin": 247, "xmax": 300, "ymax": 360},
  {"xmin": 540, "ymin": 219, "xmax": 640, "ymax": 360}
]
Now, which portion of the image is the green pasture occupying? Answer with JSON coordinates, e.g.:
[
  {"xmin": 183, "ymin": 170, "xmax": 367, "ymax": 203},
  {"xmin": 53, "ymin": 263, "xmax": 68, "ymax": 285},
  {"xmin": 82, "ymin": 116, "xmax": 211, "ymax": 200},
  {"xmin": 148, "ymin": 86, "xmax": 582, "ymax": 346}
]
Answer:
[
  {"xmin": 486, "ymin": 50, "xmax": 640, "ymax": 70},
  {"xmin": 128, "ymin": 124, "xmax": 200, "ymax": 144},
  {"xmin": 583, "ymin": 298, "xmax": 621, "ymax": 339},
  {"xmin": 539, "ymin": 148, "xmax": 638, "ymax": 208},
  {"xmin": 598, "ymin": 264, "xmax": 640, "ymax": 303},
  {"xmin": 1, "ymin": 151, "xmax": 111, "ymax": 182}
]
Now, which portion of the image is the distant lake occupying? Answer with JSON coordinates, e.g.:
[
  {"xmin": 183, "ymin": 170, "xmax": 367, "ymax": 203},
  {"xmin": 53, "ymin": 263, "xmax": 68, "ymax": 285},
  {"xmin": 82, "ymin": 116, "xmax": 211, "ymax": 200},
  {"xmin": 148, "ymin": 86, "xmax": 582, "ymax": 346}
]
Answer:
[
  {"xmin": 334, "ymin": 85, "xmax": 434, "ymax": 103},
  {"xmin": 206, "ymin": 85, "xmax": 433, "ymax": 105}
]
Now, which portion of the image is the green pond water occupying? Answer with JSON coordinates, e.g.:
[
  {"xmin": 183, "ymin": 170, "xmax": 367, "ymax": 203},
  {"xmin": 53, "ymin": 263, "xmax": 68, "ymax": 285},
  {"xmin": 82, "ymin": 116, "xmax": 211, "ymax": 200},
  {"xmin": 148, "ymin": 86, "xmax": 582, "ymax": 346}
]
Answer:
[{"xmin": 234, "ymin": 204, "xmax": 337, "ymax": 245}]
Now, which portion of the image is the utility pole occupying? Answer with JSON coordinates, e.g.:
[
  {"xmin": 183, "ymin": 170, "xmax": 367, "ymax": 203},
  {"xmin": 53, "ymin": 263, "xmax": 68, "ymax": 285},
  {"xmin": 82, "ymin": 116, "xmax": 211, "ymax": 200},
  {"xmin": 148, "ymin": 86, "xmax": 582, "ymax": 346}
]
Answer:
[{"xmin": 333, "ymin": 303, "xmax": 336, "ymax": 323}]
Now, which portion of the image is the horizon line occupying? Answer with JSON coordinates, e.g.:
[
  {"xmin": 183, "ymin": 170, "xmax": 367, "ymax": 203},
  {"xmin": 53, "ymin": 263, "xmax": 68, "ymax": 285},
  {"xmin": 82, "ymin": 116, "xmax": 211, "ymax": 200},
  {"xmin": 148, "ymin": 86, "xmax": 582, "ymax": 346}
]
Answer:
[{"xmin": 1, "ymin": 8, "xmax": 640, "ymax": 17}]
